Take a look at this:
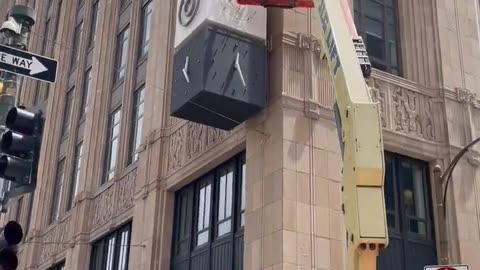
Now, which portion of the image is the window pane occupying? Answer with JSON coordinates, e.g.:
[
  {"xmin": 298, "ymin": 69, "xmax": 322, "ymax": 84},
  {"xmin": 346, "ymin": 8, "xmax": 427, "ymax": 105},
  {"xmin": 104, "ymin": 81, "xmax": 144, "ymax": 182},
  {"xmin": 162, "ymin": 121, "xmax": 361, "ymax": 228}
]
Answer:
[
  {"xmin": 70, "ymin": 21, "xmax": 84, "ymax": 72},
  {"xmin": 409, "ymin": 219, "xmax": 427, "ymax": 235},
  {"xmin": 118, "ymin": 230, "xmax": 130, "ymax": 270},
  {"xmin": 89, "ymin": 1, "xmax": 99, "ymax": 47},
  {"xmin": 89, "ymin": 224, "xmax": 131, "ymax": 270},
  {"xmin": 105, "ymin": 237, "xmax": 116, "ymax": 270},
  {"xmin": 226, "ymin": 171, "xmax": 233, "ymax": 218},
  {"xmin": 356, "ymin": 0, "xmax": 399, "ymax": 75},
  {"xmin": 139, "ymin": 2, "xmax": 153, "ymax": 58},
  {"xmin": 198, "ymin": 187, "xmax": 205, "ymax": 231},
  {"xmin": 50, "ymin": 160, "xmax": 65, "ymax": 223},
  {"xmin": 389, "ymin": 41, "xmax": 398, "ymax": 67},
  {"xmin": 197, "ymin": 231, "xmax": 208, "ymax": 246},
  {"xmin": 114, "ymin": 28, "xmax": 129, "ymax": 83},
  {"xmin": 366, "ymin": 0, "xmax": 383, "ymax": 20},
  {"xmin": 366, "ymin": 17, "xmax": 383, "ymax": 38},
  {"xmin": 128, "ymin": 88, "xmax": 145, "ymax": 164},
  {"xmin": 62, "ymin": 89, "xmax": 74, "ymax": 137},
  {"xmin": 104, "ymin": 109, "xmax": 122, "ymax": 183},
  {"xmin": 218, "ymin": 220, "xmax": 231, "ymax": 237},
  {"xmin": 218, "ymin": 175, "xmax": 226, "ymax": 221},
  {"xmin": 204, "ymin": 184, "xmax": 211, "ymax": 228},
  {"xmin": 67, "ymin": 143, "xmax": 83, "ymax": 210},
  {"xmin": 366, "ymin": 35, "xmax": 385, "ymax": 60},
  {"xmin": 54, "ymin": 1, "xmax": 63, "ymax": 43},
  {"xmin": 412, "ymin": 166, "xmax": 427, "ymax": 219},
  {"xmin": 386, "ymin": 213, "xmax": 395, "ymax": 229},
  {"xmin": 386, "ymin": 8, "xmax": 394, "ymax": 25},
  {"xmin": 80, "ymin": 69, "xmax": 92, "ymax": 119},
  {"xmin": 384, "ymin": 156, "xmax": 395, "ymax": 212}
]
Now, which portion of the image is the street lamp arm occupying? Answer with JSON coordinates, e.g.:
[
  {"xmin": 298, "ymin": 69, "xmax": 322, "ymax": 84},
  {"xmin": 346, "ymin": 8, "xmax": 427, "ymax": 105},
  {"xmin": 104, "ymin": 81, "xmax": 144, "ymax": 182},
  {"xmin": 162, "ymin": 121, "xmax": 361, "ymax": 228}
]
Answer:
[{"xmin": 441, "ymin": 136, "xmax": 480, "ymax": 218}]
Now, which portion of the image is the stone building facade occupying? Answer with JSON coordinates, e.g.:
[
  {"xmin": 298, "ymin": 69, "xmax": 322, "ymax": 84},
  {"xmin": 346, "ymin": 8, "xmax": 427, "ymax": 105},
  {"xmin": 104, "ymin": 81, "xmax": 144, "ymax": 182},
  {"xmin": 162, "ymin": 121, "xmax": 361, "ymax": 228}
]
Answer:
[{"xmin": 0, "ymin": 0, "xmax": 479, "ymax": 269}]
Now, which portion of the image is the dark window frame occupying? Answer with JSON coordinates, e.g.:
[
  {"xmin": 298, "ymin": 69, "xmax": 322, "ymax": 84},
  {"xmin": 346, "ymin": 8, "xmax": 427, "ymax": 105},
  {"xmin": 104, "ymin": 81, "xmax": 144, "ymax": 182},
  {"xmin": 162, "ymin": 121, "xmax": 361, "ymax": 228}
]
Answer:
[
  {"xmin": 353, "ymin": 0, "xmax": 401, "ymax": 76},
  {"xmin": 70, "ymin": 21, "xmax": 84, "ymax": 73},
  {"xmin": 127, "ymin": 86, "xmax": 145, "ymax": 165},
  {"xmin": 79, "ymin": 68, "xmax": 92, "ymax": 122},
  {"xmin": 102, "ymin": 108, "xmax": 122, "ymax": 184},
  {"xmin": 66, "ymin": 142, "xmax": 83, "ymax": 211},
  {"xmin": 113, "ymin": 25, "xmax": 130, "ymax": 85},
  {"xmin": 61, "ymin": 87, "xmax": 75, "ymax": 139},
  {"xmin": 49, "ymin": 158, "xmax": 66, "ymax": 224},
  {"xmin": 171, "ymin": 152, "xmax": 245, "ymax": 270},
  {"xmin": 88, "ymin": 1, "xmax": 99, "ymax": 49},
  {"xmin": 138, "ymin": 0, "xmax": 152, "ymax": 61},
  {"xmin": 48, "ymin": 261, "xmax": 65, "ymax": 270},
  {"xmin": 120, "ymin": 0, "xmax": 131, "ymax": 11},
  {"xmin": 89, "ymin": 222, "xmax": 132, "ymax": 270}
]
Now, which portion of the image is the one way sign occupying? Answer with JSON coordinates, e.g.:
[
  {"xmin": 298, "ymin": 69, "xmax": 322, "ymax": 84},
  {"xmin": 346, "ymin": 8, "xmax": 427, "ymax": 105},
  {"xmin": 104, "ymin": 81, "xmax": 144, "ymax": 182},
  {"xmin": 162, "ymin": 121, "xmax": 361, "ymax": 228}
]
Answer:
[{"xmin": 0, "ymin": 44, "xmax": 57, "ymax": 83}]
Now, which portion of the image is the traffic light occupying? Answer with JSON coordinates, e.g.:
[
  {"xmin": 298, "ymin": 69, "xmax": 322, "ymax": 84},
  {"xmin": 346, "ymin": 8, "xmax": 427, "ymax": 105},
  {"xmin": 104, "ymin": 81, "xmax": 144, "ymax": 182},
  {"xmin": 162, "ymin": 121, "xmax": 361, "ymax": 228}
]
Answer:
[
  {"xmin": 0, "ymin": 106, "xmax": 42, "ymax": 188},
  {"xmin": 0, "ymin": 220, "xmax": 23, "ymax": 270}
]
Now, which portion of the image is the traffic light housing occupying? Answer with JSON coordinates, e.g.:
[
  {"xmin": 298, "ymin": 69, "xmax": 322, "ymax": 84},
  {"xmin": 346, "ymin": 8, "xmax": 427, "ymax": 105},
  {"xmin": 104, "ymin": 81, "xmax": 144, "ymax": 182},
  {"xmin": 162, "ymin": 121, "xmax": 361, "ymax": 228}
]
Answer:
[
  {"xmin": 0, "ymin": 106, "xmax": 42, "ymax": 188},
  {"xmin": 0, "ymin": 220, "xmax": 23, "ymax": 270}
]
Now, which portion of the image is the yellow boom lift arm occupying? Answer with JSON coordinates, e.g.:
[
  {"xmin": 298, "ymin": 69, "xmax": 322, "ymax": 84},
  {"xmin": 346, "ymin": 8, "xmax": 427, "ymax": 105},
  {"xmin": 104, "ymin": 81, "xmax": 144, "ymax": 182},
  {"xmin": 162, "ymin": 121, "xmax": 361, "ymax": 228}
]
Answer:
[
  {"xmin": 313, "ymin": 0, "xmax": 389, "ymax": 269},
  {"xmin": 238, "ymin": 0, "xmax": 389, "ymax": 269}
]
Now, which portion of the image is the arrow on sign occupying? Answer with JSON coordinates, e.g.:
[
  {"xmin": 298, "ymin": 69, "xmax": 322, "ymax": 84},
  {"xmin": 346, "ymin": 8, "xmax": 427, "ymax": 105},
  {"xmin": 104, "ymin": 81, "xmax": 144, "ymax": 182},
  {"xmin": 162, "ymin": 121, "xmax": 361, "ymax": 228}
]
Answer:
[
  {"xmin": 0, "ymin": 44, "xmax": 58, "ymax": 83},
  {"xmin": 0, "ymin": 53, "xmax": 48, "ymax": 75}
]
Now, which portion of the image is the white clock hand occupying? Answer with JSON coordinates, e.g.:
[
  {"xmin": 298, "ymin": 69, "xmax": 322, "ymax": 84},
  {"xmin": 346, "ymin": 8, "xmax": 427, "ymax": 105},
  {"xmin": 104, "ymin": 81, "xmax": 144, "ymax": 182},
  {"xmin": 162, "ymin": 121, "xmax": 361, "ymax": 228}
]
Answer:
[
  {"xmin": 182, "ymin": 56, "xmax": 190, "ymax": 83},
  {"xmin": 234, "ymin": 52, "xmax": 246, "ymax": 88}
]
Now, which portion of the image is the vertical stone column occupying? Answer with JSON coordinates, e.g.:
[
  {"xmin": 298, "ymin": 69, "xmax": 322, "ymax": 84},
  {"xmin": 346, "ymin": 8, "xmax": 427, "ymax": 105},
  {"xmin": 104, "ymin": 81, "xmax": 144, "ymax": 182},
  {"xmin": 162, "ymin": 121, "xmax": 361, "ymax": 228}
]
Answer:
[{"xmin": 244, "ymin": 78, "xmax": 346, "ymax": 270}]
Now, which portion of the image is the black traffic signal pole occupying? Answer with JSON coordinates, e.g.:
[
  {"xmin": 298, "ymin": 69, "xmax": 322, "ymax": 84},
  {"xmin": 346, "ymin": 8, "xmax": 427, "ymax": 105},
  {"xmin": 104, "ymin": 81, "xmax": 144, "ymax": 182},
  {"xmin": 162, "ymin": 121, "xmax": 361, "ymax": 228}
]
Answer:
[{"xmin": 0, "ymin": 6, "xmax": 40, "ymax": 208}]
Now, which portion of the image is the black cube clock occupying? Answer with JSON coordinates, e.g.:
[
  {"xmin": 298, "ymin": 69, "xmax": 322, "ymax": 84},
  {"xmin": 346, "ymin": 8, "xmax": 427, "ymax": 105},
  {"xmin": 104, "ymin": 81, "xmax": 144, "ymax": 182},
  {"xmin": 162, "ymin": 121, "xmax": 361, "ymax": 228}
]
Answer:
[{"xmin": 171, "ymin": 23, "xmax": 267, "ymax": 131}]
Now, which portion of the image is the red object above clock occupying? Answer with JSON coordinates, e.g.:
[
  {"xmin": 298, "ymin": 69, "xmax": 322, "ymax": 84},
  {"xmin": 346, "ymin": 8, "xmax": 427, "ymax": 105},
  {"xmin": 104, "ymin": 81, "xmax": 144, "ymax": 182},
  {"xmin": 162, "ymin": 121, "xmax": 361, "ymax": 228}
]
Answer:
[{"xmin": 236, "ymin": 0, "xmax": 314, "ymax": 9}]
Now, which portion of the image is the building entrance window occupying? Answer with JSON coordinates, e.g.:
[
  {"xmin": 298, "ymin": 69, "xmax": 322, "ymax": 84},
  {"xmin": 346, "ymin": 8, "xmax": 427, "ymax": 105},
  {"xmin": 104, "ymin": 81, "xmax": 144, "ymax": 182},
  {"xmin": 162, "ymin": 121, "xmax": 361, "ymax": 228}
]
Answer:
[
  {"xmin": 378, "ymin": 152, "xmax": 437, "ymax": 270},
  {"xmin": 171, "ymin": 152, "xmax": 245, "ymax": 270}
]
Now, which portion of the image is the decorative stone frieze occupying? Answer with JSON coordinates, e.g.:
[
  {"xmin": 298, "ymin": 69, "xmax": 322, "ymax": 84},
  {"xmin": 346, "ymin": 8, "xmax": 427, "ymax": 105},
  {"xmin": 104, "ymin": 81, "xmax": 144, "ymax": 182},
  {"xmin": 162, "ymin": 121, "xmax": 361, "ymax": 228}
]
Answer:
[
  {"xmin": 167, "ymin": 122, "xmax": 230, "ymax": 175},
  {"xmin": 368, "ymin": 76, "xmax": 437, "ymax": 141},
  {"xmin": 90, "ymin": 168, "xmax": 137, "ymax": 231},
  {"xmin": 38, "ymin": 216, "xmax": 71, "ymax": 264}
]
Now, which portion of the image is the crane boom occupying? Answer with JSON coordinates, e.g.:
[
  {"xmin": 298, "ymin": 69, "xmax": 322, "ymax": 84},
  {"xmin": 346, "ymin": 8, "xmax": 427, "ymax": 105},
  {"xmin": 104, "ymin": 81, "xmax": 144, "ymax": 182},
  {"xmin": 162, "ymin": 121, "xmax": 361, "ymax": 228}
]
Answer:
[
  {"xmin": 237, "ymin": 0, "xmax": 389, "ymax": 269},
  {"xmin": 314, "ymin": 0, "xmax": 388, "ymax": 269}
]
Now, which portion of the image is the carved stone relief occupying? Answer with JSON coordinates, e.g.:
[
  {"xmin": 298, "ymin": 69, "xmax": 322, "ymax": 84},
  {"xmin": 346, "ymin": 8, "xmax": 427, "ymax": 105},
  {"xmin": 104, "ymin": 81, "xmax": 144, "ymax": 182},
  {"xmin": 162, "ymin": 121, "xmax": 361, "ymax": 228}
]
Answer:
[
  {"xmin": 167, "ymin": 122, "xmax": 230, "ymax": 174},
  {"xmin": 368, "ymin": 79, "xmax": 388, "ymax": 128},
  {"xmin": 91, "ymin": 168, "xmax": 137, "ymax": 231},
  {"xmin": 38, "ymin": 216, "xmax": 71, "ymax": 264},
  {"xmin": 168, "ymin": 127, "xmax": 185, "ymax": 172},
  {"xmin": 392, "ymin": 87, "xmax": 435, "ymax": 140},
  {"xmin": 91, "ymin": 186, "xmax": 115, "ymax": 229},
  {"xmin": 116, "ymin": 169, "xmax": 137, "ymax": 213},
  {"xmin": 186, "ymin": 122, "xmax": 206, "ymax": 160}
]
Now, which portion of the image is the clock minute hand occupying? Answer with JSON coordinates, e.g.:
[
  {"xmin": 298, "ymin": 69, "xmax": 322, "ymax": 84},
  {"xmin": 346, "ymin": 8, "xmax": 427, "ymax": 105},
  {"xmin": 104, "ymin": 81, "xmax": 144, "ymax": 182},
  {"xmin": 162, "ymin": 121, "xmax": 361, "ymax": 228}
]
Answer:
[{"xmin": 234, "ymin": 52, "xmax": 246, "ymax": 88}]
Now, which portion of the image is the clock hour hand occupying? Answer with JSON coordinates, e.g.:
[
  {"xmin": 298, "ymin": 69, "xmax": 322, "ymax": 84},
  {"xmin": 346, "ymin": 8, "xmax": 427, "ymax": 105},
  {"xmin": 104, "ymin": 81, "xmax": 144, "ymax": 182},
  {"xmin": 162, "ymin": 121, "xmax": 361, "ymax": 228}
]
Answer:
[
  {"xmin": 234, "ymin": 52, "xmax": 246, "ymax": 88},
  {"xmin": 182, "ymin": 56, "xmax": 190, "ymax": 83}
]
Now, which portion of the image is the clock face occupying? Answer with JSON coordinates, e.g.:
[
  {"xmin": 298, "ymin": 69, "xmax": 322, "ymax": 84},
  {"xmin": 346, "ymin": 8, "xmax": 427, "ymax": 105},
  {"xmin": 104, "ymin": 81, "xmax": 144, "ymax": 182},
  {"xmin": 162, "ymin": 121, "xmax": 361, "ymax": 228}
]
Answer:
[{"xmin": 217, "ymin": 0, "xmax": 258, "ymax": 23}]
